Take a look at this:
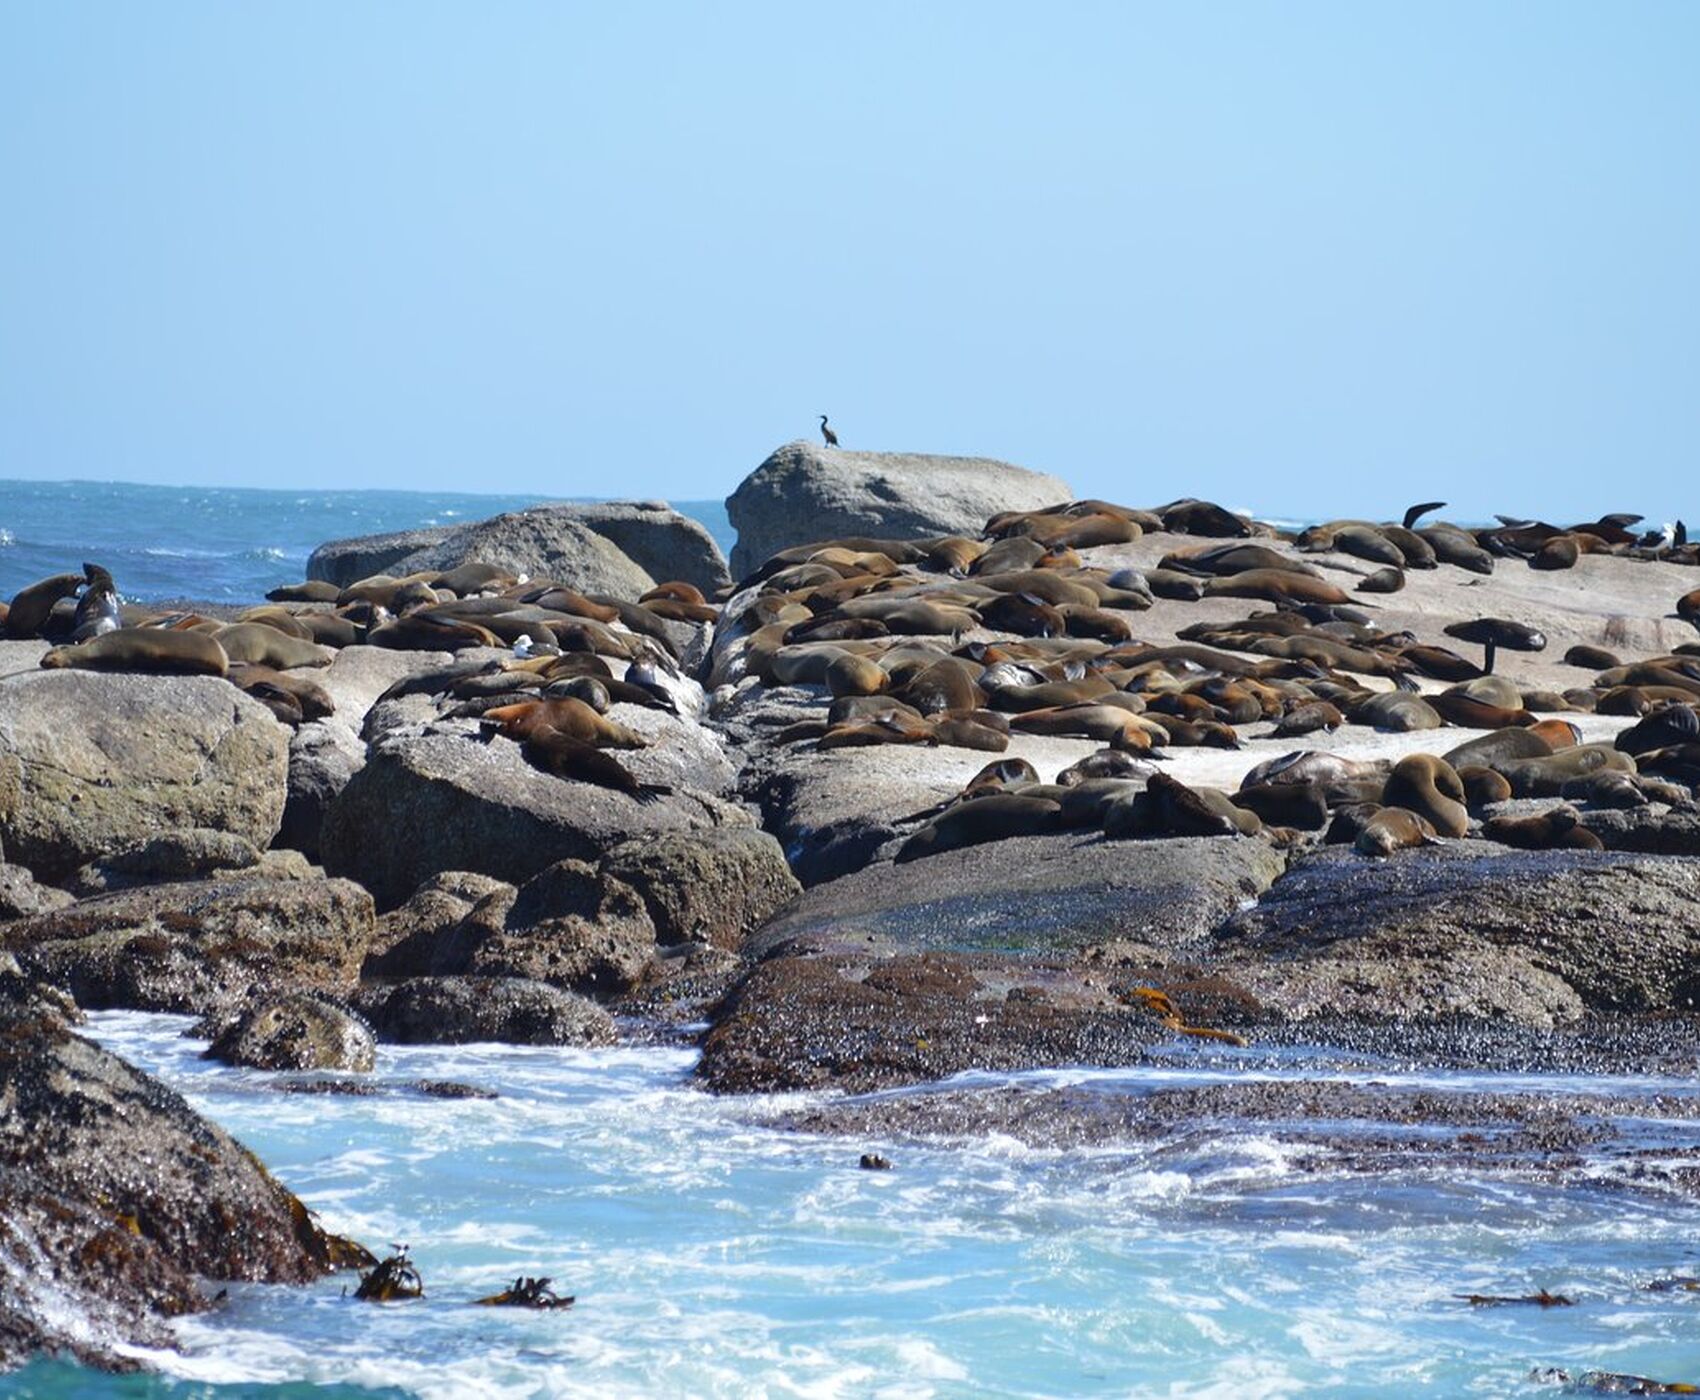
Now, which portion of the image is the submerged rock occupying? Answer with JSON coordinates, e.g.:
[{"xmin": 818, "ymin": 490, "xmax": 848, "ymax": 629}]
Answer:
[
  {"xmin": 205, "ymin": 993, "xmax": 377, "ymax": 1072},
  {"xmin": 351, "ymin": 975, "xmax": 616, "ymax": 1046}
]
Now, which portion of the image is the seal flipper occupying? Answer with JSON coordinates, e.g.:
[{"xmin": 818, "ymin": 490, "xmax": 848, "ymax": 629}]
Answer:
[{"xmin": 1401, "ymin": 501, "xmax": 1447, "ymax": 530}]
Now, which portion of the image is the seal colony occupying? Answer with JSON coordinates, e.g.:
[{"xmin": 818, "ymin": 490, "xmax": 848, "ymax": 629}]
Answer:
[{"xmin": 3, "ymin": 442, "xmax": 1700, "ymax": 1379}]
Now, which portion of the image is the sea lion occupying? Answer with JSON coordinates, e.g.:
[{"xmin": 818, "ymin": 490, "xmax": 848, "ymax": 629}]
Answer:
[
  {"xmin": 1526, "ymin": 718, "xmax": 1583, "ymax": 750},
  {"xmin": 1417, "ymin": 524, "xmax": 1495, "ymax": 574},
  {"xmin": 266, "ymin": 580, "xmax": 342, "ymax": 604},
  {"xmin": 1055, "ymin": 750, "xmax": 1154, "ymax": 786},
  {"xmin": 1458, "ymin": 765, "xmax": 1513, "ymax": 808},
  {"xmin": 543, "ymin": 675, "xmax": 612, "ymax": 712},
  {"xmin": 40, "ymin": 627, "xmax": 228, "ymax": 676},
  {"xmin": 432, "ymin": 562, "xmax": 519, "ymax": 596},
  {"xmin": 480, "ymin": 697, "xmax": 648, "ymax": 749},
  {"xmin": 1495, "ymin": 744, "xmax": 1635, "ymax": 797},
  {"xmin": 894, "ymin": 794, "xmax": 1063, "ymax": 863},
  {"xmin": 1105, "ymin": 773, "xmax": 1259, "ymax": 838},
  {"xmin": 979, "ymin": 593, "xmax": 1065, "ymax": 637},
  {"xmin": 1615, "ymin": 703, "xmax": 1700, "ymax": 756},
  {"xmin": 1354, "ymin": 807, "xmax": 1439, "ymax": 857},
  {"xmin": 1232, "ymin": 781, "xmax": 1330, "ymax": 830},
  {"xmin": 1679, "ymin": 588, "xmax": 1700, "ymax": 629},
  {"xmin": 213, "ymin": 623, "xmax": 333, "ymax": 670},
  {"xmin": 1426, "ymin": 692, "xmax": 1536, "ymax": 730},
  {"xmin": 1483, "ymin": 805, "xmax": 1603, "ymax": 851},
  {"xmin": 927, "ymin": 714, "xmax": 1010, "ymax": 752},
  {"xmin": 226, "ymin": 663, "xmax": 335, "ymax": 721},
  {"xmin": 1156, "ymin": 499, "xmax": 1251, "ymax": 537},
  {"xmin": 1564, "ymin": 644, "xmax": 1621, "ymax": 670},
  {"xmin": 5, "ymin": 572, "xmax": 83, "ymax": 639},
  {"xmin": 1395, "ymin": 644, "xmax": 1484, "ymax": 684},
  {"xmin": 1561, "ymin": 770, "xmax": 1648, "ymax": 809},
  {"xmin": 518, "ymin": 730, "xmax": 660, "ymax": 798},
  {"xmin": 1443, "ymin": 727, "xmax": 1554, "ymax": 770},
  {"xmin": 1272, "ymin": 701, "xmax": 1345, "ymax": 737},
  {"xmin": 1351, "ymin": 692, "xmax": 1443, "ymax": 732},
  {"xmin": 1204, "ymin": 571, "xmax": 1351, "ymax": 606},
  {"xmin": 1381, "ymin": 753, "xmax": 1469, "ymax": 837},
  {"xmin": 1357, "ymin": 566, "xmax": 1405, "ymax": 594},
  {"xmin": 825, "ymin": 652, "xmax": 889, "ymax": 698},
  {"xmin": 1441, "ymin": 618, "xmax": 1546, "ymax": 674},
  {"xmin": 1530, "ymin": 534, "xmax": 1581, "ymax": 570},
  {"xmin": 70, "ymin": 563, "xmax": 122, "ymax": 642}
]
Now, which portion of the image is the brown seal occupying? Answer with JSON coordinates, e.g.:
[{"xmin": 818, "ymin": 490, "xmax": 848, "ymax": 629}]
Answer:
[
  {"xmin": 480, "ymin": 697, "xmax": 648, "ymax": 748},
  {"xmin": 40, "ymin": 628, "xmax": 229, "ymax": 676},
  {"xmin": 5, "ymin": 572, "xmax": 84, "ymax": 639},
  {"xmin": 214, "ymin": 623, "xmax": 333, "ymax": 670},
  {"xmin": 895, "ymin": 794, "xmax": 1063, "ymax": 863},
  {"xmin": 1354, "ymin": 807, "xmax": 1439, "ymax": 857},
  {"xmin": 1483, "ymin": 805, "xmax": 1603, "ymax": 851},
  {"xmin": 1381, "ymin": 753, "xmax": 1469, "ymax": 837},
  {"xmin": 1457, "ymin": 765, "xmax": 1513, "ymax": 808}
]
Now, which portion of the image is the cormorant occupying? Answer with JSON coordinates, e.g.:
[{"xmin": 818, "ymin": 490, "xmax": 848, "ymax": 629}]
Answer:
[{"xmin": 819, "ymin": 415, "xmax": 839, "ymax": 447}]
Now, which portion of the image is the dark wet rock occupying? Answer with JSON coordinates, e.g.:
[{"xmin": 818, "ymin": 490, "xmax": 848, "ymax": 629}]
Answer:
[
  {"xmin": 777, "ymin": 1077, "xmax": 1700, "ymax": 1175},
  {"xmin": 1214, "ymin": 846, "xmax": 1700, "ymax": 1027},
  {"xmin": 746, "ymin": 833, "xmax": 1287, "ymax": 960},
  {"xmin": 698, "ymin": 948, "xmax": 1178, "ymax": 1094},
  {"xmin": 612, "ymin": 943, "xmax": 750, "ymax": 1031},
  {"xmin": 351, "ymin": 975, "xmax": 616, "ymax": 1046},
  {"xmin": 0, "ymin": 1000, "xmax": 367, "ymax": 1371},
  {"xmin": 602, "ymin": 827, "xmax": 801, "ymax": 949},
  {"xmin": 0, "ymin": 863, "xmax": 73, "ymax": 921},
  {"xmin": 1582, "ymin": 806, "xmax": 1700, "ymax": 856},
  {"xmin": 306, "ymin": 525, "xmax": 456, "ymax": 587},
  {"xmin": 0, "ymin": 673, "xmax": 287, "ymax": 881},
  {"xmin": 726, "ymin": 440, "xmax": 1071, "ymax": 579},
  {"xmin": 0, "ymin": 950, "xmax": 81, "ymax": 1025},
  {"xmin": 320, "ymin": 731, "xmax": 752, "ymax": 909},
  {"xmin": 394, "ymin": 508, "xmax": 656, "ymax": 598},
  {"xmin": 204, "ymin": 993, "xmax": 377, "ymax": 1072},
  {"xmin": 65, "ymin": 828, "xmax": 262, "ymax": 896},
  {"xmin": 3, "ymin": 876, "xmax": 376, "ymax": 1015},
  {"xmin": 454, "ymin": 860, "xmax": 658, "ymax": 997},
  {"xmin": 272, "ymin": 1077, "xmax": 498, "ymax": 1100},
  {"xmin": 363, "ymin": 870, "xmax": 516, "ymax": 978}
]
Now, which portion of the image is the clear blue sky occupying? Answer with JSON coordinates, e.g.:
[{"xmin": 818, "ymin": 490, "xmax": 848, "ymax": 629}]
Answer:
[{"xmin": 2, "ymin": 3, "xmax": 1696, "ymax": 524}]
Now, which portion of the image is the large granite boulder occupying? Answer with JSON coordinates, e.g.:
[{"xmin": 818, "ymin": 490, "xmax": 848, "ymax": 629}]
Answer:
[
  {"xmin": 3, "ymin": 876, "xmax": 376, "ymax": 1015},
  {"xmin": 726, "ymin": 440, "xmax": 1072, "ymax": 578},
  {"xmin": 390, "ymin": 508, "xmax": 656, "ymax": 597},
  {"xmin": 305, "ymin": 525, "xmax": 454, "ymax": 587},
  {"xmin": 363, "ymin": 870, "xmax": 515, "ymax": 978},
  {"xmin": 602, "ymin": 827, "xmax": 801, "ymax": 949},
  {"xmin": 0, "ymin": 1000, "xmax": 367, "ymax": 1369},
  {"xmin": 320, "ymin": 730, "xmax": 752, "ymax": 909},
  {"xmin": 352, "ymin": 976, "xmax": 616, "ymax": 1046},
  {"xmin": 550, "ymin": 501, "xmax": 730, "ymax": 595},
  {"xmin": 0, "ymin": 673, "xmax": 288, "ymax": 882},
  {"xmin": 1214, "ymin": 846, "xmax": 1700, "ymax": 1028}
]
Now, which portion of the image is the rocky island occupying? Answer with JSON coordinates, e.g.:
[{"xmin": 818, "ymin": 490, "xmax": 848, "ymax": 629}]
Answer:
[{"xmin": 3, "ymin": 441, "xmax": 1699, "ymax": 1371}]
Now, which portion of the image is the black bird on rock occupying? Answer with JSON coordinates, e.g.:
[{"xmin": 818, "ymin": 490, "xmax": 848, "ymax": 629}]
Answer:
[{"xmin": 819, "ymin": 415, "xmax": 839, "ymax": 447}]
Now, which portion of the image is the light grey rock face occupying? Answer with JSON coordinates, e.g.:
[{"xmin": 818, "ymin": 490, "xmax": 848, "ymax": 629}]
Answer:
[
  {"xmin": 0, "ymin": 673, "xmax": 288, "ymax": 881},
  {"xmin": 1214, "ymin": 846, "xmax": 1700, "ymax": 1028},
  {"xmin": 746, "ymin": 833, "xmax": 1288, "ymax": 961},
  {"xmin": 319, "ymin": 730, "xmax": 753, "ymax": 909},
  {"xmin": 726, "ymin": 440, "xmax": 1072, "ymax": 578},
  {"xmin": 351, "ymin": 975, "xmax": 616, "ymax": 1047},
  {"xmin": 392, "ymin": 509, "xmax": 657, "ymax": 598},
  {"xmin": 204, "ymin": 993, "xmax": 377, "ymax": 1072},
  {"xmin": 3, "ymin": 875, "xmax": 376, "ymax": 1015},
  {"xmin": 552, "ymin": 501, "xmax": 730, "ymax": 595},
  {"xmin": 305, "ymin": 526, "xmax": 456, "ymax": 587},
  {"xmin": 602, "ymin": 827, "xmax": 801, "ymax": 950},
  {"xmin": 280, "ymin": 718, "xmax": 367, "ymax": 859}
]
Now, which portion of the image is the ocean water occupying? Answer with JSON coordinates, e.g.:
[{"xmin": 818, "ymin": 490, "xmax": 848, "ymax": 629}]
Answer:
[
  {"xmin": 8, "ymin": 1013, "xmax": 1700, "ymax": 1398},
  {"xmin": 0, "ymin": 480, "xmax": 736, "ymax": 604}
]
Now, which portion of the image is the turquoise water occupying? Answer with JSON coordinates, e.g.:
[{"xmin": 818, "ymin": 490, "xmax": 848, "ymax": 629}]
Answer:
[
  {"xmin": 10, "ymin": 1012, "xmax": 1699, "ymax": 1397},
  {"xmin": 0, "ymin": 480, "xmax": 735, "ymax": 603}
]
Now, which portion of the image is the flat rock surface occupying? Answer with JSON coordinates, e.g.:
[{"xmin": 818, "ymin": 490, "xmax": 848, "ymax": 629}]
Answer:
[{"xmin": 747, "ymin": 832, "xmax": 1286, "ymax": 960}]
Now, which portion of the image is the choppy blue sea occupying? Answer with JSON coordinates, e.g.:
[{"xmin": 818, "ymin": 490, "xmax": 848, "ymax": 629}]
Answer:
[
  {"xmin": 0, "ymin": 480, "xmax": 735, "ymax": 604},
  {"xmin": 6, "ymin": 1014, "xmax": 1700, "ymax": 1398}
]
